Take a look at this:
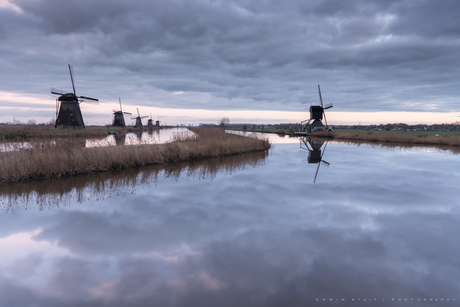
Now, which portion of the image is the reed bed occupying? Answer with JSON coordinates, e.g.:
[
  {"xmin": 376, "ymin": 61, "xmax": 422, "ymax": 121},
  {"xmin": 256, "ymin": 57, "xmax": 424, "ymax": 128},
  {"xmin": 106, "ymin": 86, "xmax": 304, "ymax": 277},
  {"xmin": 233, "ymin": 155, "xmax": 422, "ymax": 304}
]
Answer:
[{"xmin": 0, "ymin": 127, "xmax": 270, "ymax": 183}]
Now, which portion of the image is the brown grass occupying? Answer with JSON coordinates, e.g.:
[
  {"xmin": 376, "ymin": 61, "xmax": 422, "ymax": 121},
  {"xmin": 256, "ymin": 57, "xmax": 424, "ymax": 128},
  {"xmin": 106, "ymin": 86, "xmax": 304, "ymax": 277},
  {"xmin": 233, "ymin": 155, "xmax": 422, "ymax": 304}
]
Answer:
[
  {"xmin": 0, "ymin": 127, "xmax": 270, "ymax": 183},
  {"xmin": 0, "ymin": 150, "xmax": 268, "ymax": 212},
  {"xmin": 0, "ymin": 124, "xmax": 112, "ymax": 140}
]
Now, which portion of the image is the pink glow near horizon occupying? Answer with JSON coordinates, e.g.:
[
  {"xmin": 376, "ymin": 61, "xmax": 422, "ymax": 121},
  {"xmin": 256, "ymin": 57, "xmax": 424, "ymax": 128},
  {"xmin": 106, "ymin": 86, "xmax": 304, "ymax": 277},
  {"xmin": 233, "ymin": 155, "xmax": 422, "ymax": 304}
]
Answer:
[{"xmin": 0, "ymin": 91, "xmax": 459, "ymax": 126}]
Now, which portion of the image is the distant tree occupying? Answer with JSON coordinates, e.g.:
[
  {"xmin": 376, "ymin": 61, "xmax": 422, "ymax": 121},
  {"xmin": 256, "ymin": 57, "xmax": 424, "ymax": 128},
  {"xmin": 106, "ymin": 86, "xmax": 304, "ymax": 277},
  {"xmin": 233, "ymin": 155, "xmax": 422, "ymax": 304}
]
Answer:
[
  {"xmin": 27, "ymin": 119, "xmax": 37, "ymax": 125},
  {"xmin": 242, "ymin": 125, "xmax": 247, "ymax": 130},
  {"xmin": 219, "ymin": 117, "xmax": 230, "ymax": 128}
]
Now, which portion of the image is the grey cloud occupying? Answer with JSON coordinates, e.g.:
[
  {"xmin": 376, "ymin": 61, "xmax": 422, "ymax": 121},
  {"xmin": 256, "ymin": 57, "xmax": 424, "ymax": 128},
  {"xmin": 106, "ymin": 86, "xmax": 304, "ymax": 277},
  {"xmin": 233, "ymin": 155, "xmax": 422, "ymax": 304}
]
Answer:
[{"xmin": 1, "ymin": 0, "xmax": 460, "ymax": 119}]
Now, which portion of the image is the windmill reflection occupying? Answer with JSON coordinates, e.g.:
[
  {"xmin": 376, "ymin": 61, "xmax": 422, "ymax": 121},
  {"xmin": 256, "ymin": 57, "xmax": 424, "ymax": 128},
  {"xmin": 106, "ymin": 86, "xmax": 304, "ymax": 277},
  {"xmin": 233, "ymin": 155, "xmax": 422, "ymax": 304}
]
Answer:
[
  {"xmin": 300, "ymin": 137, "xmax": 330, "ymax": 183},
  {"xmin": 115, "ymin": 134, "xmax": 126, "ymax": 146}
]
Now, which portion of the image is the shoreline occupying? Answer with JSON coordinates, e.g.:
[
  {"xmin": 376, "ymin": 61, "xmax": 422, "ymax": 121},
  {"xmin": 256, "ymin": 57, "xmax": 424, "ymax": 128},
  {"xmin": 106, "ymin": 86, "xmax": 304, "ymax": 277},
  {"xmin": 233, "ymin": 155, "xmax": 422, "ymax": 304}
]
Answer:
[
  {"xmin": 0, "ymin": 128, "xmax": 270, "ymax": 184},
  {"xmin": 228, "ymin": 128, "xmax": 460, "ymax": 148}
]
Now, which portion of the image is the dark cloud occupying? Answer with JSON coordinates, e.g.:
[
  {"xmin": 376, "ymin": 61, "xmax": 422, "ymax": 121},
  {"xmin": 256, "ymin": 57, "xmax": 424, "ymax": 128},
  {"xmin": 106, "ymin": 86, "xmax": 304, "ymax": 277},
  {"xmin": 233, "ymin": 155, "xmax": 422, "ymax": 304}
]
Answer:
[{"xmin": 1, "ymin": 0, "xmax": 460, "ymax": 121}]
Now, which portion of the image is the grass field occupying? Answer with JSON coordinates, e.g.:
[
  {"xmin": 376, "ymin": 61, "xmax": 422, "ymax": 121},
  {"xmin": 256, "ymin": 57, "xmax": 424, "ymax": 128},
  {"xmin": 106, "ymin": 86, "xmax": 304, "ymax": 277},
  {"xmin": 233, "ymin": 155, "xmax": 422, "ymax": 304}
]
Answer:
[
  {"xmin": 0, "ymin": 124, "xmax": 114, "ymax": 140},
  {"xmin": 333, "ymin": 128, "xmax": 460, "ymax": 137}
]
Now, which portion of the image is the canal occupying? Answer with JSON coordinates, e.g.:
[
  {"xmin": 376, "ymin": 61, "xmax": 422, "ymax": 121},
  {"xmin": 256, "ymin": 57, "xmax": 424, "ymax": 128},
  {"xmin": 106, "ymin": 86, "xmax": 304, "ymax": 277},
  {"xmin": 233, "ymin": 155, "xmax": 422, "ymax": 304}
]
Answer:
[{"xmin": 0, "ymin": 132, "xmax": 458, "ymax": 306}]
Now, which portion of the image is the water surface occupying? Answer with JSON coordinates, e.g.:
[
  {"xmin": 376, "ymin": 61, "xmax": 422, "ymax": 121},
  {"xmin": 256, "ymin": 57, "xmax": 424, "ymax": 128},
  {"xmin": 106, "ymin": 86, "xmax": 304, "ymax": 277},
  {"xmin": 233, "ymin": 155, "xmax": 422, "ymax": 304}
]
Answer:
[{"xmin": 0, "ymin": 138, "xmax": 459, "ymax": 306}]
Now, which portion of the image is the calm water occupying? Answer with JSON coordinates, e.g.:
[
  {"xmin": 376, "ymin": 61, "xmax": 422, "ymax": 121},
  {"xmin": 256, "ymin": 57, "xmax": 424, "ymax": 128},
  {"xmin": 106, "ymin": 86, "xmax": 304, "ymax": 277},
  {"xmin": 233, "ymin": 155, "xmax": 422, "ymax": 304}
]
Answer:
[{"xmin": 0, "ymin": 135, "xmax": 459, "ymax": 306}]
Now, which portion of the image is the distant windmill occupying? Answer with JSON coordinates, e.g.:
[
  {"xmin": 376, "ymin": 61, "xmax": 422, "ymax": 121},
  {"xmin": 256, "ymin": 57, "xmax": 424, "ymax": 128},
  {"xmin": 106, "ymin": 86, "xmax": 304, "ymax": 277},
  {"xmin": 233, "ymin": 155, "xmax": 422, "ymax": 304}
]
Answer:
[
  {"xmin": 51, "ymin": 64, "xmax": 98, "ymax": 129},
  {"xmin": 112, "ymin": 98, "xmax": 131, "ymax": 127},
  {"xmin": 300, "ymin": 137, "xmax": 330, "ymax": 183},
  {"xmin": 132, "ymin": 108, "xmax": 148, "ymax": 128},
  {"xmin": 301, "ymin": 84, "xmax": 333, "ymax": 133},
  {"xmin": 147, "ymin": 113, "xmax": 154, "ymax": 127}
]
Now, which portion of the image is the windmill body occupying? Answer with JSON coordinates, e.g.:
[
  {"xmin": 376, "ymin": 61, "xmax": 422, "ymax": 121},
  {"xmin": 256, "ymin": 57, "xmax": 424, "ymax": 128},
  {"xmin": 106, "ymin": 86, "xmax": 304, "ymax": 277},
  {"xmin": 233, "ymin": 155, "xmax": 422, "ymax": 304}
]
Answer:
[
  {"xmin": 52, "ymin": 65, "xmax": 98, "ymax": 129},
  {"xmin": 55, "ymin": 94, "xmax": 85, "ymax": 128},
  {"xmin": 112, "ymin": 111, "xmax": 126, "ymax": 127}
]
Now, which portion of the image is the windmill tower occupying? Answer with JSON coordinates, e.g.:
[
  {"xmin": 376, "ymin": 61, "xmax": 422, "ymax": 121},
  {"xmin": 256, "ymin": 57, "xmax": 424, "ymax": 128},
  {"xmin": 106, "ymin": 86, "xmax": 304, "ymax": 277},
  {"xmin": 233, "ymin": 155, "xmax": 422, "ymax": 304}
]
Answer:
[
  {"xmin": 132, "ymin": 108, "xmax": 148, "ymax": 128},
  {"xmin": 51, "ymin": 65, "xmax": 98, "ymax": 129},
  {"xmin": 147, "ymin": 113, "xmax": 154, "ymax": 127},
  {"xmin": 112, "ymin": 98, "xmax": 131, "ymax": 127},
  {"xmin": 301, "ymin": 84, "xmax": 333, "ymax": 133},
  {"xmin": 300, "ymin": 137, "xmax": 330, "ymax": 183}
]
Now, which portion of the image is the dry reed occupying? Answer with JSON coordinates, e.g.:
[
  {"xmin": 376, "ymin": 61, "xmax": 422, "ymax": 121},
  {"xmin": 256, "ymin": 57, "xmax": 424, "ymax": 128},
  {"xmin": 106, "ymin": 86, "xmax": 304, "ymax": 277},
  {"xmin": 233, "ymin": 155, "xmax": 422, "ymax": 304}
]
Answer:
[{"xmin": 0, "ymin": 127, "xmax": 270, "ymax": 183}]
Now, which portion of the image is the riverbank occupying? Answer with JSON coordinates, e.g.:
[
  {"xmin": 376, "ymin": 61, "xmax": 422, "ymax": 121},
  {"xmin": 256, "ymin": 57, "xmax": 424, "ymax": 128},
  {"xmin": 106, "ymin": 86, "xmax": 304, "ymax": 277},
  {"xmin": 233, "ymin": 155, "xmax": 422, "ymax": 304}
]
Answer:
[
  {"xmin": 313, "ymin": 130, "xmax": 460, "ymax": 147},
  {"xmin": 0, "ymin": 124, "xmax": 116, "ymax": 140},
  {"xmin": 0, "ymin": 127, "xmax": 270, "ymax": 183},
  {"xmin": 228, "ymin": 128, "xmax": 460, "ymax": 147}
]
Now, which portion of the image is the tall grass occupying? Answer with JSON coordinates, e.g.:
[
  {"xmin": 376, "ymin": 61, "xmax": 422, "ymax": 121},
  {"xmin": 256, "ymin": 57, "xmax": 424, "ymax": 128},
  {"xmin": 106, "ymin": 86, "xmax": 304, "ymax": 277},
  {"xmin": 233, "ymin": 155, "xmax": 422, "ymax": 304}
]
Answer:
[
  {"xmin": 0, "ymin": 150, "xmax": 268, "ymax": 212},
  {"xmin": 0, "ymin": 127, "xmax": 270, "ymax": 183}
]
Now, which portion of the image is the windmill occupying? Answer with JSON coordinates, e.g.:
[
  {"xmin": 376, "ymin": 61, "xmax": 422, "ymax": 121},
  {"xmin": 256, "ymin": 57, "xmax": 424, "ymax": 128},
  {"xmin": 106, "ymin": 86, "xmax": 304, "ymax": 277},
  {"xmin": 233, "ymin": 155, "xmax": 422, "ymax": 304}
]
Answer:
[
  {"xmin": 300, "ymin": 137, "xmax": 330, "ymax": 183},
  {"xmin": 51, "ymin": 64, "xmax": 98, "ymax": 128},
  {"xmin": 147, "ymin": 113, "xmax": 154, "ymax": 127},
  {"xmin": 301, "ymin": 84, "xmax": 333, "ymax": 133},
  {"xmin": 132, "ymin": 108, "xmax": 148, "ymax": 128},
  {"xmin": 112, "ymin": 98, "xmax": 131, "ymax": 127}
]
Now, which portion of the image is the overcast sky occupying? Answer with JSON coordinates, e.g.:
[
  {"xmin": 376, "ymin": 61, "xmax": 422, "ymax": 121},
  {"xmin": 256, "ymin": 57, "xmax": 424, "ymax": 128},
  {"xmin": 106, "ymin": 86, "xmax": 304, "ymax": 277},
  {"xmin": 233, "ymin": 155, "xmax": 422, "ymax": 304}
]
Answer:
[{"xmin": 1, "ymin": 0, "xmax": 460, "ymax": 125}]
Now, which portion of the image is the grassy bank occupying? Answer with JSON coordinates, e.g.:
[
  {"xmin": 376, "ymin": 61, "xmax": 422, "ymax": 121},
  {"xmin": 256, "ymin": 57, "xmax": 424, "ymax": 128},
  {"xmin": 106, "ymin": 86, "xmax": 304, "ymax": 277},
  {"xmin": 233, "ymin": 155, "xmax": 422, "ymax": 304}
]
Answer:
[
  {"xmin": 0, "ymin": 124, "xmax": 114, "ymax": 140},
  {"xmin": 312, "ymin": 130, "xmax": 460, "ymax": 147},
  {"xmin": 0, "ymin": 127, "xmax": 270, "ymax": 183}
]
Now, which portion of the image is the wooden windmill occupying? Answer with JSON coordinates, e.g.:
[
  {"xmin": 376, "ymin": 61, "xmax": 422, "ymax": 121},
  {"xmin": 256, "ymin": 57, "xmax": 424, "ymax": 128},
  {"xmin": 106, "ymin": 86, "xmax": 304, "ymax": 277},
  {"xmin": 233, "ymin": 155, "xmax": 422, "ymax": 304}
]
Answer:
[
  {"xmin": 51, "ymin": 65, "xmax": 98, "ymax": 129},
  {"xmin": 112, "ymin": 98, "xmax": 131, "ymax": 127},
  {"xmin": 132, "ymin": 108, "xmax": 148, "ymax": 128},
  {"xmin": 301, "ymin": 84, "xmax": 333, "ymax": 133}
]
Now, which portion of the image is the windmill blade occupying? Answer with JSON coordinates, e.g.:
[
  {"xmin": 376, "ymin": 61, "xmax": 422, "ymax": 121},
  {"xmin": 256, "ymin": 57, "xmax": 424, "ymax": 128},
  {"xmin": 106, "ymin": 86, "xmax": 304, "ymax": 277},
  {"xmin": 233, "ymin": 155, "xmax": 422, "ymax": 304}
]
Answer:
[
  {"xmin": 318, "ymin": 84, "xmax": 323, "ymax": 107},
  {"xmin": 321, "ymin": 160, "xmax": 330, "ymax": 167},
  {"xmin": 50, "ymin": 87, "xmax": 67, "ymax": 96},
  {"xmin": 140, "ymin": 116, "xmax": 149, "ymax": 119},
  {"xmin": 137, "ymin": 108, "xmax": 140, "ymax": 117},
  {"xmin": 119, "ymin": 97, "xmax": 123, "ymax": 113},
  {"xmin": 323, "ymin": 110, "xmax": 329, "ymax": 129},
  {"xmin": 320, "ymin": 142, "xmax": 328, "ymax": 159},
  {"xmin": 324, "ymin": 103, "xmax": 333, "ymax": 109},
  {"xmin": 123, "ymin": 112, "xmax": 131, "ymax": 115},
  {"xmin": 78, "ymin": 96, "xmax": 98, "ymax": 101},
  {"xmin": 314, "ymin": 162, "xmax": 321, "ymax": 183},
  {"xmin": 68, "ymin": 64, "xmax": 76, "ymax": 96}
]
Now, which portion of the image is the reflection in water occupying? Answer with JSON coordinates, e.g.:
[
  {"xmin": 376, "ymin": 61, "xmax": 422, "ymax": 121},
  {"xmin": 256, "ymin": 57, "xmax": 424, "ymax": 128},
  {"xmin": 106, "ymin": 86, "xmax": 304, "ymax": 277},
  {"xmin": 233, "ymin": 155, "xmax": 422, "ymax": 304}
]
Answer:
[
  {"xmin": 300, "ymin": 137, "xmax": 330, "ymax": 183},
  {"xmin": 0, "ymin": 151, "xmax": 268, "ymax": 212},
  {"xmin": 1, "ymin": 141, "xmax": 460, "ymax": 306}
]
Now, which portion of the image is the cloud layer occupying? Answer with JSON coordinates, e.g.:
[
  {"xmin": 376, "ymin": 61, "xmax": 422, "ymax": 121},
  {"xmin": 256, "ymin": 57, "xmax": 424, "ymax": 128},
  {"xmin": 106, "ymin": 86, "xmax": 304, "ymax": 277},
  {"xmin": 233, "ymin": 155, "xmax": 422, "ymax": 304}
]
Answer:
[{"xmin": 1, "ymin": 0, "xmax": 460, "ymax": 120}]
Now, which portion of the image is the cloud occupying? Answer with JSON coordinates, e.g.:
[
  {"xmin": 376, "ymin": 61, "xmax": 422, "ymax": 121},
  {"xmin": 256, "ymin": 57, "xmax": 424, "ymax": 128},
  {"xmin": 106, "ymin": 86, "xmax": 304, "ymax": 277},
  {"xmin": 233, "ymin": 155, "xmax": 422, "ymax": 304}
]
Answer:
[{"xmin": 1, "ymin": 0, "xmax": 460, "ymax": 124}]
